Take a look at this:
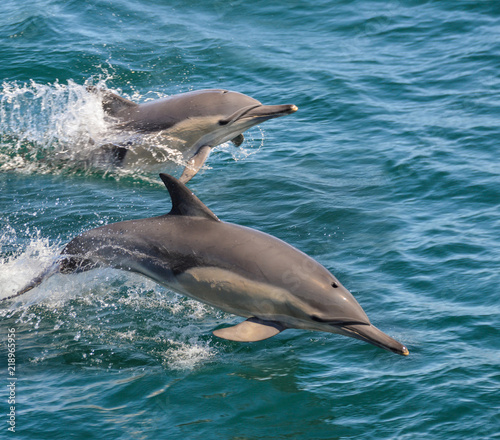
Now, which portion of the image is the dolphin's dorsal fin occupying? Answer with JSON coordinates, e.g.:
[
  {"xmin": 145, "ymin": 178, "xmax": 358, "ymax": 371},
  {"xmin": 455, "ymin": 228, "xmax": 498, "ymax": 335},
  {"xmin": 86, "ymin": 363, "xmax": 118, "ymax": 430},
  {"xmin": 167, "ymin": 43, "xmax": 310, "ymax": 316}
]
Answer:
[
  {"xmin": 159, "ymin": 174, "xmax": 219, "ymax": 221},
  {"xmin": 88, "ymin": 87, "xmax": 138, "ymax": 116},
  {"xmin": 102, "ymin": 91, "xmax": 138, "ymax": 116}
]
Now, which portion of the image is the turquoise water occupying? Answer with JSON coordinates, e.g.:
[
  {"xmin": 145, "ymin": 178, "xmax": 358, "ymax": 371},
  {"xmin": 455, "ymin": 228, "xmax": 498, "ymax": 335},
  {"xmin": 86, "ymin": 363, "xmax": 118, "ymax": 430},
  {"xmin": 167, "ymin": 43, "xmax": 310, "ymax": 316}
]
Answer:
[{"xmin": 1, "ymin": 0, "xmax": 499, "ymax": 438}]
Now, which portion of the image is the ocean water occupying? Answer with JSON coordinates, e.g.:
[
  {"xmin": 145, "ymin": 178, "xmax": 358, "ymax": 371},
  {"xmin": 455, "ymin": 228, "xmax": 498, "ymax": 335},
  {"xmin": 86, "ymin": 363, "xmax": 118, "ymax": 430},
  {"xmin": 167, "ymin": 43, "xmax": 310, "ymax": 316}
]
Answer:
[{"xmin": 1, "ymin": 0, "xmax": 499, "ymax": 438}]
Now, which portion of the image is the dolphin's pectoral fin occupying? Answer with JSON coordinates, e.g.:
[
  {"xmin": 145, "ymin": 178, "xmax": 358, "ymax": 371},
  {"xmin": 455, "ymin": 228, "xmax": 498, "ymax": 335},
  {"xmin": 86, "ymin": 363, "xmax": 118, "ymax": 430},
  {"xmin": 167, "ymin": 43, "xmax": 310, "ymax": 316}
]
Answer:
[
  {"xmin": 231, "ymin": 134, "xmax": 244, "ymax": 147},
  {"xmin": 179, "ymin": 145, "xmax": 212, "ymax": 183},
  {"xmin": 213, "ymin": 317, "xmax": 286, "ymax": 342}
]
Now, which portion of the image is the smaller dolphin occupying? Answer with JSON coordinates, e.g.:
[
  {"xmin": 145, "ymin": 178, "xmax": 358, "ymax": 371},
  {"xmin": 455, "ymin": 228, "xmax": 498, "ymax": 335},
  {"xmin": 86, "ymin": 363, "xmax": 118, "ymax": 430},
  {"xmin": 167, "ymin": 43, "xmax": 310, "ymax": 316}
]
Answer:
[
  {"xmin": 3, "ymin": 175, "xmax": 409, "ymax": 356},
  {"xmin": 91, "ymin": 88, "xmax": 297, "ymax": 182}
]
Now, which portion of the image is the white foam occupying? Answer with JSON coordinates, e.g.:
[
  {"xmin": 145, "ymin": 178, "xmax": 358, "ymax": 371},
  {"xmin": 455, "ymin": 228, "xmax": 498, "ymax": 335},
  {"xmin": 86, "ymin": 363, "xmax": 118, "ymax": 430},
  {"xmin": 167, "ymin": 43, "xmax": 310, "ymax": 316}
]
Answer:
[
  {"xmin": 0, "ymin": 226, "xmax": 60, "ymax": 303},
  {"xmin": 0, "ymin": 78, "xmax": 179, "ymax": 180},
  {"xmin": 162, "ymin": 338, "xmax": 217, "ymax": 370}
]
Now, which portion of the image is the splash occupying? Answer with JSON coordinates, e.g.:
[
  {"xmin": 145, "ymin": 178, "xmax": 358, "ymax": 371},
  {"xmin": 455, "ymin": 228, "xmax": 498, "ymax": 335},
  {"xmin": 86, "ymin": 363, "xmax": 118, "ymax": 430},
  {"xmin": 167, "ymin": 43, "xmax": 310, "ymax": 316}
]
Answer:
[
  {"xmin": 162, "ymin": 339, "xmax": 216, "ymax": 370},
  {"xmin": 0, "ymin": 78, "xmax": 183, "ymax": 180},
  {"xmin": 0, "ymin": 225, "xmax": 61, "ymax": 303},
  {"xmin": 215, "ymin": 125, "xmax": 265, "ymax": 161},
  {"xmin": 0, "ymin": 79, "xmax": 108, "ymax": 172}
]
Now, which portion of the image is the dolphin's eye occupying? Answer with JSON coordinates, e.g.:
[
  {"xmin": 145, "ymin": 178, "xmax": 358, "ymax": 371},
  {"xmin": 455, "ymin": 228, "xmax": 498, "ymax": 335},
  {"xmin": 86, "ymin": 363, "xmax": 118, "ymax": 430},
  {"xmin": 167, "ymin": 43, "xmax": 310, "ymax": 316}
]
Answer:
[
  {"xmin": 331, "ymin": 282, "xmax": 339, "ymax": 288},
  {"xmin": 218, "ymin": 119, "xmax": 229, "ymax": 126}
]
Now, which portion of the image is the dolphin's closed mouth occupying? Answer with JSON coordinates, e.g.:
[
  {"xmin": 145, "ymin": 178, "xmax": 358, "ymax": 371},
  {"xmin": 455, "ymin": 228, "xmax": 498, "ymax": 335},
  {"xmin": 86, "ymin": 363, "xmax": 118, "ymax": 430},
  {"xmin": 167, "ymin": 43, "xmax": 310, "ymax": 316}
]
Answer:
[
  {"xmin": 246, "ymin": 104, "xmax": 298, "ymax": 120},
  {"xmin": 219, "ymin": 104, "xmax": 298, "ymax": 126},
  {"xmin": 311, "ymin": 315, "xmax": 369, "ymax": 326}
]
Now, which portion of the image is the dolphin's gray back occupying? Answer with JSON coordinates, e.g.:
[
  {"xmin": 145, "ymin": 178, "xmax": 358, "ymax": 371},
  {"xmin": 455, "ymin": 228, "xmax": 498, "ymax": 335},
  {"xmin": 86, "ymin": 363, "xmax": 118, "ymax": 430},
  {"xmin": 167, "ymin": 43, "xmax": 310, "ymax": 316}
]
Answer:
[
  {"xmin": 109, "ymin": 89, "xmax": 262, "ymax": 133},
  {"xmin": 62, "ymin": 213, "xmax": 366, "ymax": 324}
]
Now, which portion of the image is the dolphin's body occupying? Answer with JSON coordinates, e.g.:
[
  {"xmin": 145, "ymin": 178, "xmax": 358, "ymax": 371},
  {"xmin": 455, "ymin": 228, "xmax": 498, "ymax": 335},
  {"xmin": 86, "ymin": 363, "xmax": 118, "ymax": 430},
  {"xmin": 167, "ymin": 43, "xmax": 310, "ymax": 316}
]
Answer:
[
  {"xmin": 94, "ymin": 88, "xmax": 297, "ymax": 182},
  {"xmin": 5, "ymin": 175, "xmax": 408, "ymax": 356}
]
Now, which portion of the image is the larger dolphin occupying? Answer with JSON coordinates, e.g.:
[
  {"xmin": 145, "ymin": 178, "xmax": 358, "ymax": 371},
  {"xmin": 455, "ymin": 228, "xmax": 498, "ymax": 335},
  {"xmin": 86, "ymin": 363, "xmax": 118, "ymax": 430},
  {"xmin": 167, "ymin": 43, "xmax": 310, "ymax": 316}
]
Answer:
[
  {"xmin": 93, "ymin": 88, "xmax": 297, "ymax": 182},
  {"xmin": 4, "ymin": 175, "xmax": 408, "ymax": 356}
]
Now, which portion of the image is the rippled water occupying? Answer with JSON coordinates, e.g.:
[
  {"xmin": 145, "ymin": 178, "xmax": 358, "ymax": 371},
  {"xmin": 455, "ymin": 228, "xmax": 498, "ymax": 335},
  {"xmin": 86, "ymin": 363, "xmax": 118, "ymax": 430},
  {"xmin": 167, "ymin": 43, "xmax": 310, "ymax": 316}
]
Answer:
[{"xmin": 1, "ymin": 1, "xmax": 499, "ymax": 439}]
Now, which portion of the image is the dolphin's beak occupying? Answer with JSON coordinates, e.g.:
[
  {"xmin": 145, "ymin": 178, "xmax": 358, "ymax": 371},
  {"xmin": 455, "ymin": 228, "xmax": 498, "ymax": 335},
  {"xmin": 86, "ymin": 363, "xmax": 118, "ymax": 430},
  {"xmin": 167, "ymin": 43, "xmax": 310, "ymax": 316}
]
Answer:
[{"xmin": 339, "ymin": 323, "xmax": 410, "ymax": 356}]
